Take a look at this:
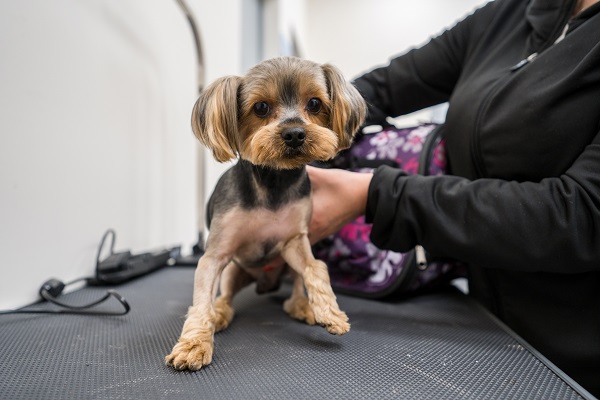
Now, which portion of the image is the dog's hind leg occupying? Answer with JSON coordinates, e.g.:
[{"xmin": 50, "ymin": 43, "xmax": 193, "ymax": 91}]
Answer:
[
  {"xmin": 214, "ymin": 262, "xmax": 253, "ymax": 332},
  {"xmin": 281, "ymin": 234, "xmax": 349, "ymax": 335},
  {"xmin": 283, "ymin": 269, "xmax": 316, "ymax": 325},
  {"xmin": 165, "ymin": 253, "xmax": 229, "ymax": 370}
]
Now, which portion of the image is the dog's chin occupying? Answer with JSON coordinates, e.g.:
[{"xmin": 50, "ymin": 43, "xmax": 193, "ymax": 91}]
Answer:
[
  {"xmin": 243, "ymin": 148, "xmax": 315, "ymax": 169},
  {"xmin": 264, "ymin": 150, "xmax": 315, "ymax": 169}
]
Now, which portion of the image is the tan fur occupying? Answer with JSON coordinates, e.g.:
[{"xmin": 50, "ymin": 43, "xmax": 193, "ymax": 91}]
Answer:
[
  {"xmin": 241, "ymin": 124, "xmax": 339, "ymax": 169},
  {"xmin": 166, "ymin": 57, "xmax": 366, "ymax": 371},
  {"xmin": 321, "ymin": 64, "xmax": 366, "ymax": 150},
  {"xmin": 191, "ymin": 76, "xmax": 242, "ymax": 162}
]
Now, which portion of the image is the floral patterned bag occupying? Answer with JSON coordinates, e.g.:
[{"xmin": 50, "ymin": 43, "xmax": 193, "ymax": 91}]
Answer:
[{"xmin": 314, "ymin": 124, "xmax": 465, "ymax": 298}]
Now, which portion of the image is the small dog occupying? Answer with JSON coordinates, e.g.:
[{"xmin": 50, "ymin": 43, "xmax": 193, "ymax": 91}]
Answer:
[{"xmin": 166, "ymin": 57, "xmax": 367, "ymax": 370}]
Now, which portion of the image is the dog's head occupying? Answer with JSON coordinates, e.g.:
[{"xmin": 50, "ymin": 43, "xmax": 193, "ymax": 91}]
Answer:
[{"xmin": 191, "ymin": 57, "xmax": 367, "ymax": 169}]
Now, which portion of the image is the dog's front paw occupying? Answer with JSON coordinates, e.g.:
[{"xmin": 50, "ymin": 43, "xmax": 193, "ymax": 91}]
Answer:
[
  {"xmin": 165, "ymin": 338, "xmax": 214, "ymax": 370},
  {"xmin": 284, "ymin": 296, "xmax": 316, "ymax": 325},
  {"xmin": 319, "ymin": 310, "xmax": 350, "ymax": 335},
  {"xmin": 324, "ymin": 318, "xmax": 350, "ymax": 335}
]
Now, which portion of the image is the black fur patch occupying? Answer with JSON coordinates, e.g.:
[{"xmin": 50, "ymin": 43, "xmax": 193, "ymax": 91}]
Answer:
[
  {"xmin": 236, "ymin": 159, "xmax": 310, "ymax": 210},
  {"xmin": 279, "ymin": 75, "xmax": 299, "ymax": 108}
]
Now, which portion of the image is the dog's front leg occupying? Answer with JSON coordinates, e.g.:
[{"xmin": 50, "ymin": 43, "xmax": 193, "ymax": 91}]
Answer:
[
  {"xmin": 281, "ymin": 234, "xmax": 350, "ymax": 335},
  {"xmin": 283, "ymin": 269, "xmax": 316, "ymax": 325},
  {"xmin": 165, "ymin": 254, "xmax": 228, "ymax": 370},
  {"xmin": 214, "ymin": 262, "xmax": 254, "ymax": 332}
]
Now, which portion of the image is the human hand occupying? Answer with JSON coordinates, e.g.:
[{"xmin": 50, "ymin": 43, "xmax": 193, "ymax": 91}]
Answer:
[{"xmin": 306, "ymin": 166, "xmax": 372, "ymax": 244}]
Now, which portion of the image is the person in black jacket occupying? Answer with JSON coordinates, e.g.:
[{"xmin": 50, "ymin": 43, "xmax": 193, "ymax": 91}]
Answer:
[{"xmin": 307, "ymin": 0, "xmax": 600, "ymax": 395}]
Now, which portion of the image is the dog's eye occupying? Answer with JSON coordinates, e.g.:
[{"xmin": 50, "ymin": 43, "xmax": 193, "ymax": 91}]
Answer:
[
  {"xmin": 306, "ymin": 98, "xmax": 322, "ymax": 114},
  {"xmin": 253, "ymin": 101, "xmax": 270, "ymax": 117}
]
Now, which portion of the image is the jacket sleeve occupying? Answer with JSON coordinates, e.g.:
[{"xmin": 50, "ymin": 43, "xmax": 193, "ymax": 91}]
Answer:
[
  {"xmin": 365, "ymin": 130, "xmax": 600, "ymax": 274},
  {"xmin": 353, "ymin": 1, "xmax": 498, "ymax": 126}
]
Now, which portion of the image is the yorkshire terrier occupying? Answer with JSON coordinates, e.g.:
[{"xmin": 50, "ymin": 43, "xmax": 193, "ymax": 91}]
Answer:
[{"xmin": 166, "ymin": 56, "xmax": 367, "ymax": 370}]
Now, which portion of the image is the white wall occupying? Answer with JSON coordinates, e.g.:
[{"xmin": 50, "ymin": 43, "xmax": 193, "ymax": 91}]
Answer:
[
  {"xmin": 298, "ymin": 0, "xmax": 488, "ymax": 124},
  {"xmin": 302, "ymin": 0, "xmax": 489, "ymax": 80},
  {"xmin": 0, "ymin": 1, "xmax": 199, "ymax": 309}
]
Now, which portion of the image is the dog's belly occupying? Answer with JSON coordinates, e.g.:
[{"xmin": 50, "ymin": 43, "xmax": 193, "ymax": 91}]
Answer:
[
  {"xmin": 234, "ymin": 239, "xmax": 282, "ymax": 269},
  {"xmin": 211, "ymin": 198, "xmax": 312, "ymax": 270}
]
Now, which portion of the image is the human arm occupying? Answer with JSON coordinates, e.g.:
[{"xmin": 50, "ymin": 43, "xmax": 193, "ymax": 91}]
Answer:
[
  {"xmin": 366, "ymin": 131, "xmax": 600, "ymax": 274},
  {"xmin": 306, "ymin": 166, "xmax": 371, "ymax": 244}
]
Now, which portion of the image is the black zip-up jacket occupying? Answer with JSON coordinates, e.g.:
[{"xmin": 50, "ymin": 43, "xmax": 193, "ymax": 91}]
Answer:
[{"xmin": 354, "ymin": 0, "xmax": 600, "ymax": 395}]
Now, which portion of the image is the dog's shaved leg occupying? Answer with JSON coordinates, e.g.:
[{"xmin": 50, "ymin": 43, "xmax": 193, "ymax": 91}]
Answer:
[
  {"xmin": 281, "ymin": 234, "xmax": 350, "ymax": 335},
  {"xmin": 283, "ymin": 269, "xmax": 316, "ymax": 325},
  {"xmin": 214, "ymin": 262, "xmax": 253, "ymax": 332},
  {"xmin": 165, "ymin": 253, "xmax": 228, "ymax": 370}
]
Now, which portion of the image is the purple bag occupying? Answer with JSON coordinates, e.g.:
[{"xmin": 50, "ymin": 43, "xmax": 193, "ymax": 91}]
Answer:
[{"xmin": 314, "ymin": 124, "xmax": 465, "ymax": 298}]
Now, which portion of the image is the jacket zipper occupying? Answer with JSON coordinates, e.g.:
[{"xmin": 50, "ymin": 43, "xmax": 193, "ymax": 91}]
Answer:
[
  {"xmin": 509, "ymin": 52, "xmax": 539, "ymax": 71},
  {"xmin": 469, "ymin": 0, "xmax": 577, "ymax": 315},
  {"xmin": 472, "ymin": 79, "xmax": 502, "ymax": 177},
  {"xmin": 510, "ymin": 19, "xmax": 570, "ymax": 72},
  {"xmin": 471, "ymin": 3, "xmax": 574, "ymax": 178}
]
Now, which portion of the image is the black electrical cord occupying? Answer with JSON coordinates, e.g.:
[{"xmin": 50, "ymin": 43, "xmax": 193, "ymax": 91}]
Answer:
[
  {"xmin": 0, "ymin": 229, "xmax": 130, "ymax": 316},
  {"xmin": 39, "ymin": 277, "xmax": 130, "ymax": 315},
  {"xmin": 0, "ymin": 289, "xmax": 130, "ymax": 316},
  {"xmin": 95, "ymin": 228, "xmax": 117, "ymax": 280},
  {"xmin": 0, "ymin": 287, "xmax": 130, "ymax": 316}
]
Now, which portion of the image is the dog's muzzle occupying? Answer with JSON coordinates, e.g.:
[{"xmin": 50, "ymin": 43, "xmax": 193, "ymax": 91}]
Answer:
[{"xmin": 281, "ymin": 127, "xmax": 306, "ymax": 148}]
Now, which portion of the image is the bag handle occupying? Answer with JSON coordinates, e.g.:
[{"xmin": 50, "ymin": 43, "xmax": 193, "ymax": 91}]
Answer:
[{"xmin": 418, "ymin": 124, "xmax": 445, "ymax": 175}]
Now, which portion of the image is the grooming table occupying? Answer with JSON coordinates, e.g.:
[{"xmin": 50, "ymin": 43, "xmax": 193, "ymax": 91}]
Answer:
[{"xmin": 0, "ymin": 266, "xmax": 594, "ymax": 399}]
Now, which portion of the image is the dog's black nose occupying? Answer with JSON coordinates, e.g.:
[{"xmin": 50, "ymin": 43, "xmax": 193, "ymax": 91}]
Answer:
[{"xmin": 281, "ymin": 127, "xmax": 306, "ymax": 148}]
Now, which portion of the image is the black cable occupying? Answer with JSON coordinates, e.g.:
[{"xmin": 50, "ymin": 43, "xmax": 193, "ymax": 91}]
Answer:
[
  {"xmin": 39, "ymin": 279, "xmax": 125, "ymax": 311},
  {"xmin": 95, "ymin": 228, "xmax": 116, "ymax": 279},
  {"xmin": 0, "ymin": 290, "xmax": 130, "ymax": 316},
  {"xmin": 0, "ymin": 229, "xmax": 130, "ymax": 316}
]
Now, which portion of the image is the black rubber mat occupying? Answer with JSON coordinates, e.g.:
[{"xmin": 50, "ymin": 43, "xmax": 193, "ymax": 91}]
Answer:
[{"xmin": 0, "ymin": 266, "xmax": 593, "ymax": 399}]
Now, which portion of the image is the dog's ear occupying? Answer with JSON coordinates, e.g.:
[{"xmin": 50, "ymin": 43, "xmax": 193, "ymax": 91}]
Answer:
[
  {"xmin": 192, "ymin": 76, "xmax": 242, "ymax": 162},
  {"xmin": 321, "ymin": 64, "xmax": 367, "ymax": 150}
]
